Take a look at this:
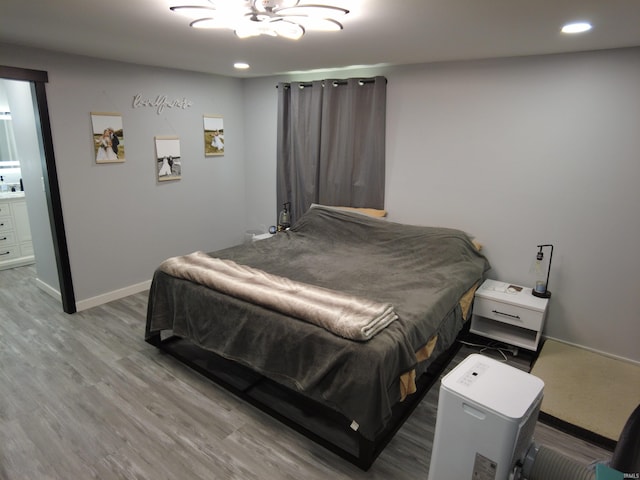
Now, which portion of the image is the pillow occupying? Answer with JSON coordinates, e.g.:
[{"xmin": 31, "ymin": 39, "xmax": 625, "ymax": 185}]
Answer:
[
  {"xmin": 310, "ymin": 203, "xmax": 387, "ymax": 218},
  {"xmin": 334, "ymin": 206, "xmax": 388, "ymax": 218}
]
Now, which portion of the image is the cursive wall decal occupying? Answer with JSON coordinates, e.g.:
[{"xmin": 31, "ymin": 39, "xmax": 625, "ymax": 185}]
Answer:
[{"xmin": 132, "ymin": 94, "xmax": 193, "ymax": 115}]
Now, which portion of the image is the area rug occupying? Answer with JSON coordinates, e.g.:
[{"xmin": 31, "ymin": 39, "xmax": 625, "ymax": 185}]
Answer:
[{"xmin": 531, "ymin": 339, "xmax": 640, "ymax": 448}]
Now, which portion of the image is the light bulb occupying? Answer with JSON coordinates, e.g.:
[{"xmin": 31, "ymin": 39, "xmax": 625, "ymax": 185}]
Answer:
[{"xmin": 529, "ymin": 250, "xmax": 547, "ymax": 294}]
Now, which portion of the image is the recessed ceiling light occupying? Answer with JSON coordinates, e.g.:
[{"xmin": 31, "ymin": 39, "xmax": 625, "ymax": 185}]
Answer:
[
  {"xmin": 234, "ymin": 62, "xmax": 250, "ymax": 70},
  {"xmin": 561, "ymin": 22, "xmax": 592, "ymax": 34}
]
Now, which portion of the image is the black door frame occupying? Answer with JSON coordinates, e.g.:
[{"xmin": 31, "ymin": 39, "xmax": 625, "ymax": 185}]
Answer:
[{"xmin": 0, "ymin": 65, "xmax": 76, "ymax": 313}]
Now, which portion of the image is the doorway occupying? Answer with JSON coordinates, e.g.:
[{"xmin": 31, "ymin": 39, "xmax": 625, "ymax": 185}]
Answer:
[{"xmin": 0, "ymin": 65, "xmax": 75, "ymax": 314}]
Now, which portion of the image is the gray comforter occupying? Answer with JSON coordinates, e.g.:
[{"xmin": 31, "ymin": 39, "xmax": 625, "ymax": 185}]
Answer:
[{"xmin": 146, "ymin": 205, "xmax": 490, "ymax": 440}]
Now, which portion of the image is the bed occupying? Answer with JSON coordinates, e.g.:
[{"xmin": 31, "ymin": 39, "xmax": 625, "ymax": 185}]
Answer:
[{"xmin": 145, "ymin": 205, "xmax": 490, "ymax": 469}]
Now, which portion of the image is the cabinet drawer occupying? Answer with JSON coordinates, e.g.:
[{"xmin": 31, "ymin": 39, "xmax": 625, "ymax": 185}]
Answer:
[
  {"xmin": 0, "ymin": 246, "xmax": 19, "ymax": 261},
  {"xmin": 0, "ymin": 202, "xmax": 9, "ymax": 216},
  {"xmin": 0, "ymin": 231, "xmax": 16, "ymax": 246},
  {"xmin": 0, "ymin": 216, "xmax": 13, "ymax": 232},
  {"xmin": 473, "ymin": 297, "xmax": 544, "ymax": 331}
]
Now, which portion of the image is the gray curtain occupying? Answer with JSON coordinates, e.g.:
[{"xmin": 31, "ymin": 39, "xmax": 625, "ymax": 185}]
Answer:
[{"xmin": 277, "ymin": 76, "xmax": 386, "ymax": 224}]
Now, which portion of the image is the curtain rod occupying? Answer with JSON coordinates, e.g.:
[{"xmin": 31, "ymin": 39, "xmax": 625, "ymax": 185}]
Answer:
[{"xmin": 276, "ymin": 77, "xmax": 386, "ymax": 89}]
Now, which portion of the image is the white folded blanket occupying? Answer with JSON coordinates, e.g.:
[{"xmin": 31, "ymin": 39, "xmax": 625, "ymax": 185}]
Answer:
[{"xmin": 159, "ymin": 251, "xmax": 398, "ymax": 341}]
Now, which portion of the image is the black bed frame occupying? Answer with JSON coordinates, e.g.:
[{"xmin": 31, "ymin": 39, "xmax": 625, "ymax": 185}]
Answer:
[{"xmin": 145, "ymin": 328, "xmax": 464, "ymax": 470}]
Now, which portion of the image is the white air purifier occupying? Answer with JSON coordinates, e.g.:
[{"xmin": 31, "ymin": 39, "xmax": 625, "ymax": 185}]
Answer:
[{"xmin": 428, "ymin": 354, "xmax": 544, "ymax": 480}]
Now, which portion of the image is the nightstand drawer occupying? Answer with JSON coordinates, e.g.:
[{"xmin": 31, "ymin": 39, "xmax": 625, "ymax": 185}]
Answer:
[{"xmin": 473, "ymin": 297, "xmax": 544, "ymax": 331}]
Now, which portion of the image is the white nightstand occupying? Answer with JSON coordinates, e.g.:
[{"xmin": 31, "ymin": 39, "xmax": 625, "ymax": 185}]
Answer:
[{"xmin": 470, "ymin": 279, "xmax": 549, "ymax": 351}]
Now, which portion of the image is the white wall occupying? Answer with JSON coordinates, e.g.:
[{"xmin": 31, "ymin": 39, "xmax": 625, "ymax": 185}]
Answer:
[
  {"xmin": 243, "ymin": 47, "xmax": 640, "ymax": 363},
  {"xmin": 386, "ymin": 49, "xmax": 640, "ymax": 364},
  {"xmin": 242, "ymin": 77, "xmax": 279, "ymax": 231},
  {"xmin": 1, "ymin": 45, "xmax": 247, "ymax": 306}
]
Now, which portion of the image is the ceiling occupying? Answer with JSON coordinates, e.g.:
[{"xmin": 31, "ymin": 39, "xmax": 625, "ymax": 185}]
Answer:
[{"xmin": 1, "ymin": 0, "xmax": 640, "ymax": 78}]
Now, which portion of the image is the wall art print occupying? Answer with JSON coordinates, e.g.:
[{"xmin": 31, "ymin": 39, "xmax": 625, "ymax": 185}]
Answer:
[
  {"xmin": 203, "ymin": 115, "xmax": 224, "ymax": 156},
  {"xmin": 155, "ymin": 136, "xmax": 181, "ymax": 182},
  {"xmin": 91, "ymin": 112, "xmax": 125, "ymax": 163}
]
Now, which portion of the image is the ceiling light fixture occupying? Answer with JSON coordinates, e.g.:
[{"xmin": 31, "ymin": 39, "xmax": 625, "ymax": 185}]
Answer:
[
  {"xmin": 169, "ymin": 0, "xmax": 349, "ymax": 40},
  {"xmin": 561, "ymin": 22, "xmax": 592, "ymax": 34}
]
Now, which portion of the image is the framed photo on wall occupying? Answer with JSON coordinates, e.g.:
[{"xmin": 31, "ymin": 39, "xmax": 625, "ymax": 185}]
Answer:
[
  {"xmin": 91, "ymin": 112, "xmax": 125, "ymax": 163},
  {"xmin": 155, "ymin": 136, "xmax": 181, "ymax": 182},
  {"xmin": 203, "ymin": 115, "xmax": 224, "ymax": 156}
]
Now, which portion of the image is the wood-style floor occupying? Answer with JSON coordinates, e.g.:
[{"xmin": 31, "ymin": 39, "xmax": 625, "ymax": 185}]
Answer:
[{"xmin": 0, "ymin": 265, "xmax": 613, "ymax": 479}]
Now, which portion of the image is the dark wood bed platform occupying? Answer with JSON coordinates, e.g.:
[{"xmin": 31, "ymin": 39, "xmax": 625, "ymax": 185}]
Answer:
[{"xmin": 145, "ymin": 327, "xmax": 465, "ymax": 470}]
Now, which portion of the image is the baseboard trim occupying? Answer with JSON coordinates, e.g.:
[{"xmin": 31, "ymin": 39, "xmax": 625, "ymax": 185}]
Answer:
[
  {"xmin": 0, "ymin": 257, "xmax": 35, "ymax": 271},
  {"xmin": 35, "ymin": 277, "xmax": 61, "ymax": 302},
  {"xmin": 75, "ymin": 280, "xmax": 151, "ymax": 312}
]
